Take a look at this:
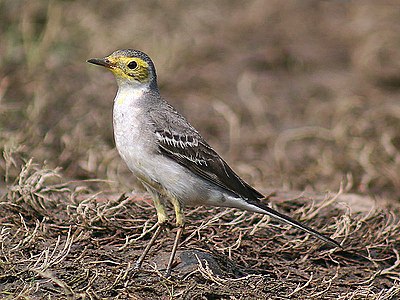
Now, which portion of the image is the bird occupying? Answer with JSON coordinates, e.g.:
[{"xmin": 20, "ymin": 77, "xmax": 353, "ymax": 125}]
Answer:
[{"xmin": 87, "ymin": 49, "xmax": 340, "ymax": 277}]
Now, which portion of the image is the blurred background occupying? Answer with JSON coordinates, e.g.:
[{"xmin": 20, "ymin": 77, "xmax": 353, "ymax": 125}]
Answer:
[{"xmin": 1, "ymin": 0, "xmax": 399, "ymax": 201}]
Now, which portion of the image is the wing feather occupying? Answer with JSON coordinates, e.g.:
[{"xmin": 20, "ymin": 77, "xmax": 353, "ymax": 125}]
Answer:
[{"xmin": 155, "ymin": 129, "xmax": 264, "ymax": 200}]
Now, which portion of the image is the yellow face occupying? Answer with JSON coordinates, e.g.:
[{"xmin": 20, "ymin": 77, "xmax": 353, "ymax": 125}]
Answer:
[{"xmin": 88, "ymin": 53, "xmax": 150, "ymax": 84}]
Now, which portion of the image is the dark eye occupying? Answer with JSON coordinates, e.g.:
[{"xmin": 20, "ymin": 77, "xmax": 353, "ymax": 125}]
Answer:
[{"xmin": 128, "ymin": 61, "xmax": 137, "ymax": 69}]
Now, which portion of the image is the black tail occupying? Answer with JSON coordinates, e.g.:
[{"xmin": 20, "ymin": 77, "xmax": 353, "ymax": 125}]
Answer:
[{"xmin": 249, "ymin": 200, "xmax": 341, "ymax": 248}]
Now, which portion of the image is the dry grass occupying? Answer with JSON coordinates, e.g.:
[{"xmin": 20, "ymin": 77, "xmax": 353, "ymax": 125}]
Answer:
[
  {"xmin": 1, "ymin": 155, "xmax": 399, "ymax": 299},
  {"xmin": 1, "ymin": 1, "xmax": 400, "ymax": 299}
]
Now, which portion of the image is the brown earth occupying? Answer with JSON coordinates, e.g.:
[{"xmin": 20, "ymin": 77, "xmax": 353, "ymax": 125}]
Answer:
[{"xmin": 1, "ymin": 164, "xmax": 399, "ymax": 299}]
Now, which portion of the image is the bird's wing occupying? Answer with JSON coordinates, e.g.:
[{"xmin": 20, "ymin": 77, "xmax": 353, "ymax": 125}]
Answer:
[
  {"xmin": 154, "ymin": 128, "xmax": 264, "ymax": 200},
  {"xmin": 149, "ymin": 104, "xmax": 341, "ymax": 248}
]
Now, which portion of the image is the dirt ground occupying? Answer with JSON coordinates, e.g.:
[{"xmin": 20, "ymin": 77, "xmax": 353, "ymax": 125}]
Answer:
[{"xmin": 1, "ymin": 1, "xmax": 400, "ymax": 299}]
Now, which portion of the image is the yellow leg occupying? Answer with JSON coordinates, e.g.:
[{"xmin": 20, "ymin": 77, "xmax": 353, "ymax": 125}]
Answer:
[
  {"xmin": 165, "ymin": 197, "xmax": 185, "ymax": 277},
  {"xmin": 153, "ymin": 192, "xmax": 168, "ymax": 224},
  {"xmin": 134, "ymin": 189, "xmax": 168, "ymax": 271},
  {"xmin": 170, "ymin": 197, "xmax": 185, "ymax": 226}
]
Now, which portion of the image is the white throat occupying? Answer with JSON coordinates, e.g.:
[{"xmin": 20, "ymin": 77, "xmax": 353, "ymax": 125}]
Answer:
[{"xmin": 115, "ymin": 84, "xmax": 148, "ymax": 106}]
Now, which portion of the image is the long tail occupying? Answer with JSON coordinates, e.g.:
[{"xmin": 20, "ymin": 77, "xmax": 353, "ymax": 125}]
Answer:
[{"xmin": 248, "ymin": 200, "xmax": 341, "ymax": 248}]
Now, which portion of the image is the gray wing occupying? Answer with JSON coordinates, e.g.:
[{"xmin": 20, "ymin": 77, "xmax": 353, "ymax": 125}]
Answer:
[
  {"xmin": 149, "ymin": 101, "xmax": 264, "ymax": 200},
  {"xmin": 155, "ymin": 128, "xmax": 264, "ymax": 200}
]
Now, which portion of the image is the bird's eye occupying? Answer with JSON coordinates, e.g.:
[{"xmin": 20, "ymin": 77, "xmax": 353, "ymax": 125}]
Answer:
[{"xmin": 128, "ymin": 61, "xmax": 138, "ymax": 69}]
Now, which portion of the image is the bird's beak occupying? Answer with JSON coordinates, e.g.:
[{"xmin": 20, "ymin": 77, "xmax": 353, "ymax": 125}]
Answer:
[{"xmin": 87, "ymin": 57, "xmax": 115, "ymax": 69}]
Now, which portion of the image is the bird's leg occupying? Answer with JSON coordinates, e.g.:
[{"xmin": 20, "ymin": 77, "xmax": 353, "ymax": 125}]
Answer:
[
  {"xmin": 134, "ymin": 193, "xmax": 167, "ymax": 271},
  {"xmin": 134, "ymin": 223, "xmax": 163, "ymax": 270},
  {"xmin": 165, "ymin": 197, "xmax": 185, "ymax": 277}
]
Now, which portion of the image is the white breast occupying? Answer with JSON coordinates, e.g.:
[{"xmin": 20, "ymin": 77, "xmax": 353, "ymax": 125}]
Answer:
[{"xmin": 112, "ymin": 85, "xmax": 154, "ymax": 178}]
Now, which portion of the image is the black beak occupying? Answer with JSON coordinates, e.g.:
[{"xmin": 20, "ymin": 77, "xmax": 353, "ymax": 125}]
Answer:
[{"xmin": 87, "ymin": 58, "xmax": 114, "ymax": 68}]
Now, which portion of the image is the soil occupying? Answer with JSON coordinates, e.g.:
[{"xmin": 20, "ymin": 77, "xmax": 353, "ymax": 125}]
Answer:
[{"xmin": 1, "ymin": 174, "xmax": 399, "ymax": 299}]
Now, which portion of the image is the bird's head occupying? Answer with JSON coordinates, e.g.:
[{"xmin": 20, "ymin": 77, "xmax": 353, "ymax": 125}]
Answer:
[{"xmin": 87, "ymin": 49, "xmax": 157, "ymax": 88}]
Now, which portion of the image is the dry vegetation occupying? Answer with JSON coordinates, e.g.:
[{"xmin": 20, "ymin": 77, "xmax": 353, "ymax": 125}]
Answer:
[{"xmin": 1, "ymin": 1, "xmax": 400, "ymax": 299}]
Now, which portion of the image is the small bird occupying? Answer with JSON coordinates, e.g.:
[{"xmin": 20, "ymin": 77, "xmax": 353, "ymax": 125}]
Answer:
[{"xmin": 87, "ymin": 49, "xmax": 340, "ymax": 276}]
